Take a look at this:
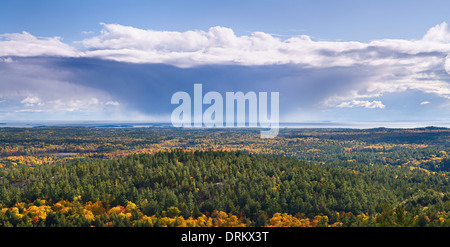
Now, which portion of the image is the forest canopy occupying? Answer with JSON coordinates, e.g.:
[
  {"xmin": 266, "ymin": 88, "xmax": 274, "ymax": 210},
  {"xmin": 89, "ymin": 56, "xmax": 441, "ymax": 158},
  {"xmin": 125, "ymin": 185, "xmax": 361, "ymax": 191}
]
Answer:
[{"xmin": 1, "ymin": 127, "xmax": 450, "ymax": 227}]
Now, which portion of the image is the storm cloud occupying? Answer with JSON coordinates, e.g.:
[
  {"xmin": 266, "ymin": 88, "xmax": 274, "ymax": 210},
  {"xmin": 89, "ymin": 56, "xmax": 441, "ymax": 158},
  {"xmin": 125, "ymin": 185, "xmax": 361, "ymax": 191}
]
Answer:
[{"xmin": 1, "ymin": 23, "xmax": 450, "ymax": 122}]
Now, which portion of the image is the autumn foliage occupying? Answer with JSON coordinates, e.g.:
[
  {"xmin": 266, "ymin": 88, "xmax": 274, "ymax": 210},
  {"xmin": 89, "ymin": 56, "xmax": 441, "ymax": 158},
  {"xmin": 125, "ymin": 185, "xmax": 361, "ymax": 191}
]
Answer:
[{"xmin": 1, "ymin": 127, "xmax": 450, "ymax": 227}]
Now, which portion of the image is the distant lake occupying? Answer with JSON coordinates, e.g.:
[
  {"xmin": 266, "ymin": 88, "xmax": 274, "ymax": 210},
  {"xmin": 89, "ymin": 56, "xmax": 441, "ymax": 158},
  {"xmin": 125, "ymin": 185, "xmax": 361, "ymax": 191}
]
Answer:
[{"xmin": 1, "ymin": 121, "xmax": 450, "ymax": 129}]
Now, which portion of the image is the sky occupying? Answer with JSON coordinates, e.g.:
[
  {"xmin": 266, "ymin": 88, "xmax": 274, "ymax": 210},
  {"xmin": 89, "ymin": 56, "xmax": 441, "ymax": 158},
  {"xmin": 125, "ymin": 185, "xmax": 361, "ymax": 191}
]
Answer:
[{"xmin": 1, "ymin": 0, "xmax": 450, "ymax": 126}]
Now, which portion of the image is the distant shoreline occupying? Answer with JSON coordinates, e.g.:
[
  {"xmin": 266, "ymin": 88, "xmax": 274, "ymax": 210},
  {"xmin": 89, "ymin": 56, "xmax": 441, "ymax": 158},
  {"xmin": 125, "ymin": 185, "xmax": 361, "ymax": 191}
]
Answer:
[{"xmin": 0, "ymin": 121, "xmax": 449, "ymax": 130}]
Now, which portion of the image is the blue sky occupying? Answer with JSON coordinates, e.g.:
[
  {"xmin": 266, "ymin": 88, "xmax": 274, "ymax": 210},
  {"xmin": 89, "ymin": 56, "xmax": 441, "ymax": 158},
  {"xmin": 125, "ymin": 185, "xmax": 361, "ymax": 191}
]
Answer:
[{"xmin": 1, "ymin": 0, "xmax": 450, "ymax": 126}]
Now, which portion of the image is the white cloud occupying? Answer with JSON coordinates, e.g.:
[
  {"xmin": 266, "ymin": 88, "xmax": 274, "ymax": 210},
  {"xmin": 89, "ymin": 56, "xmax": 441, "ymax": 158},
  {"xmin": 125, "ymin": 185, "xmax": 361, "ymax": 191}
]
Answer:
[
  {"xmin": 0, "ymin": 31, "xmax": 79, "ymax": 57},
  {"xmin": 15, "ymin": 109, "xmax": 43, "ymax": 113},
  {"xmin": 420, "ymin": 101, "xmax": 431, "ymax": 105},
  {"xmin": 337, "ymin": 100, "xmax": 386, "ymax": 109},
  {"xmin": 423, "ymin": 22, "xmax": 450, "ymax": 42},
  {"xmin": 105, "ymin": 100, "xmax": 120, "ymax": 106},
  {"xmin": 78, "ymin": 23, "xmax": 372, "ymax": 67},
  {"xmin": 21, "ymin": 96, "xmax": 43, "ymax": 106},
  {"xmin": 1, "ymin": 22, "xmax": 450, "ymax": 69},
  {"xmin": 72, "ymin": 22, "xmax": 450, "ymax": 70}
]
